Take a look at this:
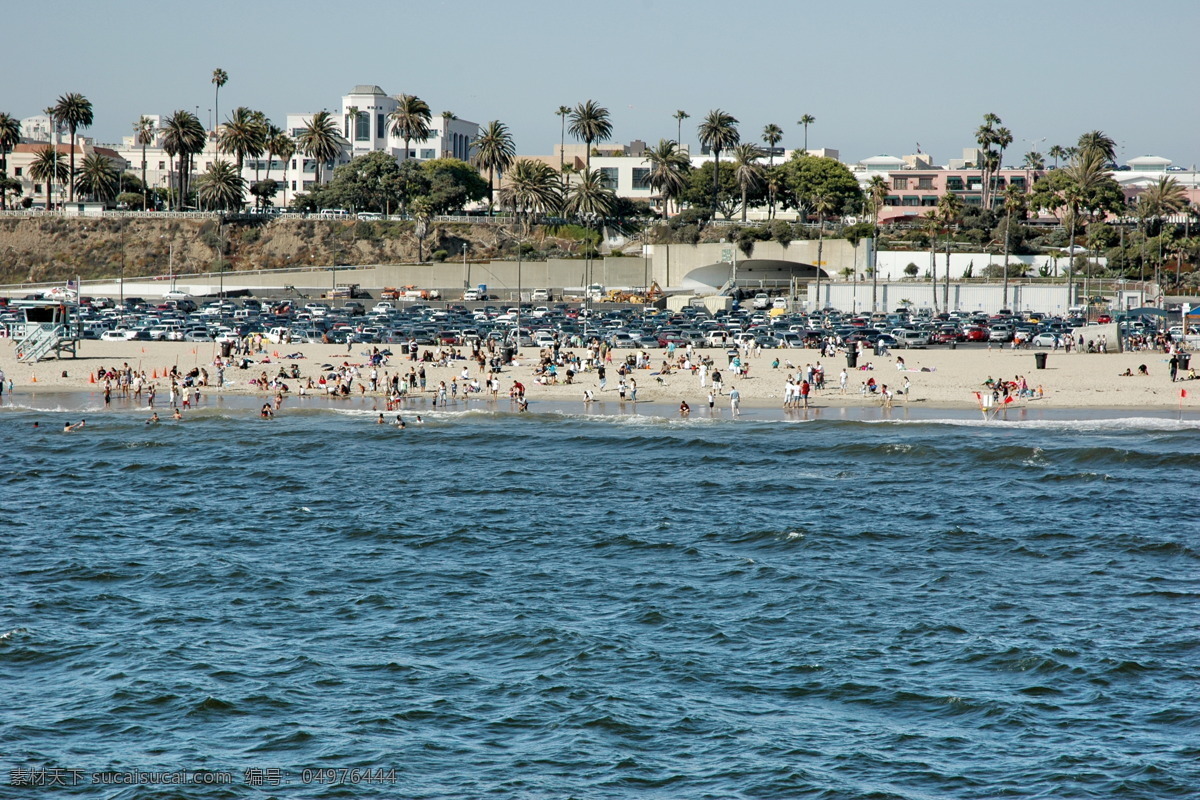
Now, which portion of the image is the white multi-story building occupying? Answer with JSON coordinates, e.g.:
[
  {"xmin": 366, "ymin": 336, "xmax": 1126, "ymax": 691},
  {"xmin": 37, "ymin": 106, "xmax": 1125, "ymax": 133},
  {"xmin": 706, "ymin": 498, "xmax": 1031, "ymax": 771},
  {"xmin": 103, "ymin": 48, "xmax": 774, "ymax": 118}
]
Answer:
[{"xmin": 104, "ymin": 85, "xmax": 479, "ymax": 207}]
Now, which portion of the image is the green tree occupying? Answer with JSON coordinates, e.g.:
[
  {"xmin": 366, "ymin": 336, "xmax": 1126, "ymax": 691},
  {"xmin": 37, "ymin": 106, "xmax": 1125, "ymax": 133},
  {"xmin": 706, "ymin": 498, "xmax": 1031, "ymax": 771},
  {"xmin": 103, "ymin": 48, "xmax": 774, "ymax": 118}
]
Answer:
[
  {"xmin": 218, "ymin": 106, "xmax": 267, "ymax": 172},
  {"xmin": 868, "ymin": 175, "xmax": 889, "ymax": 311},
  {"xmin": 564, "ymin": 168, "xmax": 617, "ymax": 218},
  {"xmin": 797, "ymin": 114, "xmax": 815, "ymax": 152},
  {"xmin": 1077, "ymin": 130, "xmax": 1116, "ymax": 163},
  {"xmin": 1048, "ymin": 145, "xmax": 1067, "ymax": 169},
  {"xmin": 644, "ymin": 138, "xmax": 691, "ymax": 220},
  {"xmin": 297, "ymin": 110, "xmax": 341, "ymax": 186},
  {"xmin": 777, "ymin": 152, "xmax": 863, "ymax": 220},
  {"xmin": 74, "ymin": 152, "xmax": 119, "ymax": 201},
  {"xmin": 389, "ymin": 93, "xmax": 432, "ymax": 161},
  {"xmin": 195, "ymin": 159, "xmax": 245, "ymax": 210},
  {"xmin": 555, "ymin": 105, "xmax": 571, "ymax": 172},
  {"xmin": 421, "ymin": 157, "xmax": 488, "ymax": 213},
  {"xmin": 697, "ymin": 109, "xmax": 739, "ymax": 219},
  {"xmin": 811, "ymin": 192, "xmax": 837, "ymax": 307},
  {"xmin": 160, "ymin": 109, "xmax": 206, "ymax": 209},
  {"xmin": 730, "ymin": 143, "xmax": 765, "ymax": 222},
  {"xmin": 936, "ymin": 191, "xmax": 962, "ymax": 310},
  {"xmin": 411, "ymin": 196, "xmax": 433, "ymax": 262},
  {"xmin": 1023, "ymin": 151, "xmax": 1045, "ymax": 170},
  {"xmin": 0, "ymin": 112, "xmax": 19, "ymax": 210},
  {"xmin": 567, "ymin": 100, "xmax": 613, "ymax": 169},
  {"xmin": 265, "ymin": 129, "xmax": 294, "ymax": 202},
  {"xmin": 762, "ymin": 123, "xmax": 784, "ymax": 217},
  {"xmin": 29, "ymin": 146, "xmax": 68, "ymax": 210},
  {"xmin": 680, "ymin": 161, "xmax": 745, "ymax": 220},
  {"xmin": 52, "ymin": 92, "xmax": 93, "ymax": 202},
  {"xmin": 211, "ymin": 68, "xmax": 228, "ymax": 131},
  {"xmin": 471, "ymin": 119, "xmax": 515, "ymax": 214},
  {"xmin": 498, "ymin": 159, "xmax": 561, "ymax": 232},
  {"xmin": 673, "ymin": 109, "xmax": 689, "ymax": 149},
  {"xmin": 250, "ymin": 179, "xmax": 279, "ymax": 208},
  {"xmin": 134, "ymin": 115, "xmax": 155, "ymax": 210}
]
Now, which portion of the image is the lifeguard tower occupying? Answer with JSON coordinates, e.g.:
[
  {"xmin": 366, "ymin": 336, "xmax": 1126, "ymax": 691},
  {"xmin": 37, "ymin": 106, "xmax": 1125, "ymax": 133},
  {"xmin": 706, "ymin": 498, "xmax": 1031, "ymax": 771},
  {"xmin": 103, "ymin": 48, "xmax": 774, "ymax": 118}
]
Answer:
[{"xmin": 13, "ymin": 300, "xmax": 80, "ymax": 363}]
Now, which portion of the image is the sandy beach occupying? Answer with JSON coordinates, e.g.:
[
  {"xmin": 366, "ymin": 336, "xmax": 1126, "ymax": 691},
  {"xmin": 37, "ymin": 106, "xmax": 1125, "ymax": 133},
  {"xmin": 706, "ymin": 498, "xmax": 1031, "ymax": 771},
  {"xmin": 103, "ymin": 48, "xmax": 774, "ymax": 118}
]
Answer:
[{"xmin": 2, "ymin": 337, "xmax": 1196, "ymax": 414}]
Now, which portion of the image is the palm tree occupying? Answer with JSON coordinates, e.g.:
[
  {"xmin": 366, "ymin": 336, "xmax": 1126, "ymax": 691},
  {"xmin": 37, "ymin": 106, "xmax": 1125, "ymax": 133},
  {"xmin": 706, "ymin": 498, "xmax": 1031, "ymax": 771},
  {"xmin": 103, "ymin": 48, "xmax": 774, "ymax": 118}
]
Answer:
[
  {"xmin": 868, "ymin": 175, "xmax": 889, "ymax": 310},
  {"xmin": 761, "ymin": 123, "xmax": 783, "ymax": 216},
  {"xmin": 1023, "ymin": 151, "xmax": 1045, "ymax": 171},
  {"xmin": 74, "ymin": 153, "xmax": 119, "ymax": 202},
  {"xmin": 218, "ymin": 106, "xmax": 266, "ymax": 172},
  {"xmin": 798, "ymin": 114, "xmax": 815, "ymax": 152},
  {"xmin": 697, "ymin": 109, "xmax": 739, "ymax": 219},
  {"xmin": 133, "ymin": 116, "xmax": 155, "ymax": 209},
  {"xmin": 53, "ymin": 92, "xmax": 93, "ymax": 202},
  {"xmin": 470, "ymin": 120, "xmax": 516, "ymax": 215},
  {"xmin": 1048, "ymin": 145, "xmax": 1067, "ymax": 170},
  {"xmin": 1077, "ymin": 130, "xmax": 1117, "ymax": 163},
  {"xmin": 731, "ymin": 143, "xmax": 764, "ymax": 222},
  {"xmin": 1139, "ymin": 176, "xmax": 1188, "ymax": 282},
  {"xmin": 389, "ymin": 94, "xmax": 432, "ymax": 161},
  {"xmin": 567, "ymin": 101, "xmax": 613, "ymax": 170},
  {"xmin": 644, "ymin": 139, "xmax": 690, "ymax": 220},
  {"xmin": 921, "ymin": 210, "xmax": 940, "ymax": 313},
  {"xmin": 296, "ymin": 110, "xmax": 341, "ymax": 186},
  {"xmin": 991, "ymin": 125, "xmax": 1013, "ymax": 207},
  {"xmin": 0, "ymin": 112, "xmax": 20, "ymax": 210},
  {"xmin": 975, "ymin": 113, "xmax": 1000, "ymax": 208},
  {"xmin": 673, "ymin": 110, "xmax": 690, "ymax": 149},
  {"xmin": 555, "ymin": 105, "xmax": 571, "ymax": 171},
  {"xmin": 212, "ymin": 68, "xmax": 228, "ymax": 132},
  {"xmin": 999, "ymin": 184, "xmax": 1026, "ymax": 308},
  {"xmin": 440, "ymin": 110, "xmax": 456, "ymax": 156},
  {"xmin": 160, "ymin": 109, "xmax": 206, "ymax": 209},
  {"xmin": 195, "ymin": 159, "xmax": 245, "ymax": 210},
  {"xmin": 265, "ymin": 130, "xmax": 294, "ymax": 206},
  {"xmin": 498, "ymin": 159, "xmax": 561, "ymax": 232},
  {"xmin": 1059, "ymin": 149, "xmax": 1110, "ymax": 303},
  {"xmin": 564, "ymin": 168, "xmax": 617, "ymax": 218},
  {"xmin": 811, "ymin": 192, "xmax": 836, "ymax": 309},
  {"xmin": 29, "ymin": 146, "xmax": 68, "ymax": 210},
  {"xmin": 937, "ymin": 191, "xmax": 962, "ymax": 310}
]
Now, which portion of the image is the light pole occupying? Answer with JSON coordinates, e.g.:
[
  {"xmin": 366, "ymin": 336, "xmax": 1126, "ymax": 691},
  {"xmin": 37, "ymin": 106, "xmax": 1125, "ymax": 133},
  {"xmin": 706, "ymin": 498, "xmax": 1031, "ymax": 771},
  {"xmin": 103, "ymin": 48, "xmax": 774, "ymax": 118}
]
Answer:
[{"xmin": 462, "ymin": 243, "xmax": 469, "ymax": 290}]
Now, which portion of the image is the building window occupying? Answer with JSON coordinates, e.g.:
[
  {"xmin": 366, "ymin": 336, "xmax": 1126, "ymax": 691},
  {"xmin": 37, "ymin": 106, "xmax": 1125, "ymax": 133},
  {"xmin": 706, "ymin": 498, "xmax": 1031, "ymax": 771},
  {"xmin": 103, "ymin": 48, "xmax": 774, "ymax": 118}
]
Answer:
[
  {"xmin": 377, "ymin": 114, "xmax": 385, "ymax": 139},
  {"xmin": 291, "ymin": 128, "xmax": 306, "ymax": 138},
  {"xmin": 917, "ymin": 177, "xmax": 934, "ymax": 190},
  {"xmin": 355, "ymin": 112, "xmax": 369, "ymax": 141},
  {"xmin": 946, "ymin": 177, "xmax": 965, "ymax": 191},
  {"xmin": 599, "ymin": 167, "xmax": 618, "ymax": 189},
  {"xmin": 34, "ymin": 183, "xmax": 42, "ymax": 193},
  {"xmin": 632, "ymin": 168, "xmax": 650, "ymax": 189},
  {"xmin": 158, "ymin": 161, "xmax": 165, "ymax": 170},
  {"xmin": 892, "ymin": 177, "xmax": 907, "ymax": 190},
  {"xmin": 303, "ymin": 181, "xmax": 315, "ymax": 190},
  {"xmin": 14, "ymin": 167, "xmax": 21, "ymax": 176},
  {"xmin": 420, "ymin": 148, "xmax": 435, "ymax": 159},
  {"xmin": 291, "ymin": 181, "xmax": 296, "ymax": 190},
  {"xmin": 901, "ymin": 196, "xmax": 919, "ymax": 206},
  {"xmin": 291, "ymin": 159, "xmax": 297, "ymax": 170}
]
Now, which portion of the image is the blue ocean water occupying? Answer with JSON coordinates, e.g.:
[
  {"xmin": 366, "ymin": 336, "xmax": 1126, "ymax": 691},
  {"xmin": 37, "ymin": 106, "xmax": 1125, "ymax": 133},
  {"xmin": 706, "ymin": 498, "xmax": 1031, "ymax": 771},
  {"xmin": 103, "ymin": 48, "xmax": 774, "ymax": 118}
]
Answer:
[{"xmin": 2, "ymin": 396, "xmax": 1198, "ymax": 799}]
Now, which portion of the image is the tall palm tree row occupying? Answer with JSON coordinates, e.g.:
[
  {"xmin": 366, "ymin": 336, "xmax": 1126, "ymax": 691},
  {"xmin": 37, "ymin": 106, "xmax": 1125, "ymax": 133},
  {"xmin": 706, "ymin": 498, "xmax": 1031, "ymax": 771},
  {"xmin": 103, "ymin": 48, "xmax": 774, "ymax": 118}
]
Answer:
[
  {"xmin": 212, "ymin": 68, "xmax": 228, "ymax": 132},
  {"xmin": 28, "ymin": 147, "xmax": 68, "ymax": 210},
  {"xmin": 160, "ymin": 109, "xmax": 206, "ymax": 209},
  {"xmin": 296, "ymin": 110, "xmax": 341, "ymax": 187},
  {"xmin": 1048, "ymin": 144, "xmax": 1067, "ymax": 170},
  {"xmin": 731, "ymin": 143, "xmax": 764, "ymax": 222},
  {"xmin": 697, "ymin": 109, "xmax": 739, "ymax": 219},
  {"xmin": 389, "ymin": 94, "xmax": 432, "ymax": 161},
  {"xmin": 567, "ymin": 100, "xmax": 613, "ymax": 169},
  {"xmin": 471, "ymin": 120, "xmax": 516, "ymax": 214},
  {"xmin": 52, "ymin": 92, "xmax": 93, "ymax": 202},
  {"xmin": 0, "ymin": 112, "xmax": 20, "ymax": 210},
  {"xmin": 644, "ymin": 139, "xmax": 690, "ymax": 220},
  {"xmin": 74, "ymin": 152, "xmax": 119, "ymax": 201}
]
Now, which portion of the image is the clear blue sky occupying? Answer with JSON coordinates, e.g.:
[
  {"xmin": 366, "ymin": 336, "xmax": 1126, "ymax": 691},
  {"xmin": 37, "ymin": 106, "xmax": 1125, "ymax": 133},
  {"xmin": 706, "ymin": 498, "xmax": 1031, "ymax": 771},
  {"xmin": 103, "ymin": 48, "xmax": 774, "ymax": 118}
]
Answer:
[{"xmin": 11, "ymin": 0, "xmax": 1200, "ymax": 167}]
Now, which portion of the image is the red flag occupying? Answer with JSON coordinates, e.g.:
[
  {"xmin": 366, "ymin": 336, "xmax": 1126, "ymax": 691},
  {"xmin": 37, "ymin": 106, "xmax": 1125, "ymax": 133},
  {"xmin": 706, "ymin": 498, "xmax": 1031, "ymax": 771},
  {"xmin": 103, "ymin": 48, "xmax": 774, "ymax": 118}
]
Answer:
[
  {"xmin": 1183, "ymin": 389, "xmax": 1189, "ymax": 399},
  {"xmin": 1004, "ymin": 396, "xmax": 1014, "ymax": 404}
]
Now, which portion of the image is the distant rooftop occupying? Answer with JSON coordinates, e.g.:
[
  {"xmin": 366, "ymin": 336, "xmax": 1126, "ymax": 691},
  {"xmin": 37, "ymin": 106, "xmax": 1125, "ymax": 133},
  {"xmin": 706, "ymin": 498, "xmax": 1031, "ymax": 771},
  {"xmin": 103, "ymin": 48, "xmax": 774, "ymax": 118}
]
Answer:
[{"xmin": 347, "ymin": 85, "xmax": 386, "ymax": 95}]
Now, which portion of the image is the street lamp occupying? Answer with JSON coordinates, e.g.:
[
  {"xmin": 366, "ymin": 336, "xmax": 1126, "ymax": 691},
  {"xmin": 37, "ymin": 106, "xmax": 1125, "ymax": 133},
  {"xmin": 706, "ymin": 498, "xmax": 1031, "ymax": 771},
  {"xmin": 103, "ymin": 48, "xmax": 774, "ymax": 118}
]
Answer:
[{"xmin": 462, "ymin": 243, "xmax": 469, "ymax": 289}]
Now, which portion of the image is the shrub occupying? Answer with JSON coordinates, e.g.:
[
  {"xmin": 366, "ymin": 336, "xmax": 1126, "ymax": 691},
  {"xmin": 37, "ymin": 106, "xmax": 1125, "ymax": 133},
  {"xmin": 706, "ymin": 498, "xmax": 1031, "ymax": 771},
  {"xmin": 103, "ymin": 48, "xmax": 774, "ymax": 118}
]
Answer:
[{"xmin": 431, "ymin": 249, "xmax": 448, "ymax": 262}]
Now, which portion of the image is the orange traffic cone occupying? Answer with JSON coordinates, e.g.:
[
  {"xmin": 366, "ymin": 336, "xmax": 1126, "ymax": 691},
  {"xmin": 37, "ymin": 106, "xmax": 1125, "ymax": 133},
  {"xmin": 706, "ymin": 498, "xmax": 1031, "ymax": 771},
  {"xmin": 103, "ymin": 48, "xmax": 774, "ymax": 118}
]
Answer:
[
  {"xmin": 152, "ymin": 369, "xmax": 158, "ymax": 379},
  {"xmin": 89, "ymin": 373, "xmax": 95, "ymax": 384},
  {"xmin": 31, "ymin": 375, "xmax": 37, "ymax": 383}
]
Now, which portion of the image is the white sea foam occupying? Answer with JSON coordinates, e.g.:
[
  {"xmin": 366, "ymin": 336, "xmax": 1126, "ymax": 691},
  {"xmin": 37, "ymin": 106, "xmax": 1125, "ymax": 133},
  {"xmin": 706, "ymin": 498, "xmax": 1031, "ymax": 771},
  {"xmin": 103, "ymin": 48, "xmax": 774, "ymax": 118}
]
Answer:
[{"xmin": 865, "ymin": 417, "xmax": 1200, "ymax": 432}]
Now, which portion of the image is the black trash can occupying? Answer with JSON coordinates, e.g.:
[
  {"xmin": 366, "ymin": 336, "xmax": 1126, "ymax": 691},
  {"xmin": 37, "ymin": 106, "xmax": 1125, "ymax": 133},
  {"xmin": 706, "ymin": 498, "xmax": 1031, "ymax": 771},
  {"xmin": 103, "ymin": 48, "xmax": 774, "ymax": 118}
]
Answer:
[
  {"xmin": 949, "ymin": 341, "xmax": 957, "ymax": 350},
  {"xmin": 1034, "ymin": 352, "xmax": 1048, "ymax": 370},
  {"xmin": 1180, "ymin": 353, "xmax": 1191, "ymax": 371},
  {"xmin": 846, "ymin": 350, "xmax": 859, "ymax": 369},
  {"xmin": 220, "ymin": 341, "xmax": 232, "ymax": 358}
]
